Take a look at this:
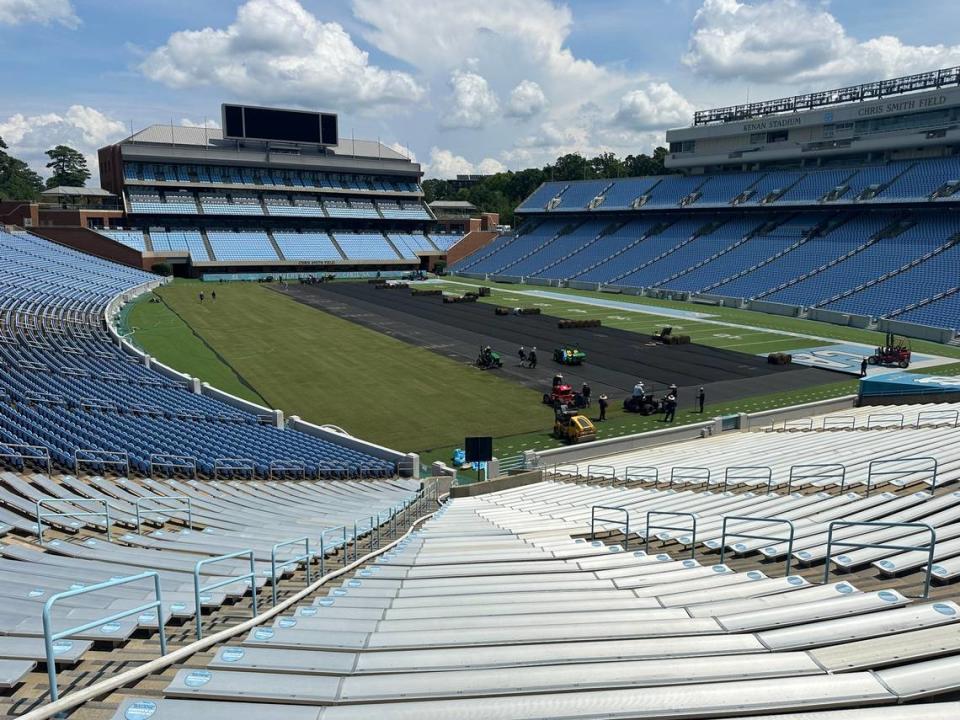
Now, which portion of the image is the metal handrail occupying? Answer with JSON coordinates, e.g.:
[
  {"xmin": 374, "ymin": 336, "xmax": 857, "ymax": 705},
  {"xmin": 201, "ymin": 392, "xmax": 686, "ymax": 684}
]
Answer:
[
  {"xmin": 319, "ymin": 525, "xmax": 347, "ymax": 576},
  {"xmin": 670, "ymin": 466, "xmax": 710, "ymax": 489},
  {"xmin": 723, "ymin": 466, "xmax": 773, "ymax": 494},
  {"xmin": 916, "ymin": 409, "xmax": 959, "ymax": 428},
  {"xmin": 269, "ymin": 459, "xmax": 306, "ymax": 480},
  {"xmin": 271, "ymin": 537, "xmax": 311, "ymax": 606},
  {"xmin": 720, "ymin": 516, "xmax": 796, "ymax": 575},
  {"xmin": 213, "ymin": 458, "xmax": 256, "ymax": 480},
  {"xmin": 74, "ymin": 449, "xmax": 129, "ymax": 477},
  {"xmin": 645, "ymin": 510, "xmax": 697, "ymax": 559},
  {"xmin": 0, "ymin": 443, "xmax": 51, "ymax": 474},
  {"xmin": 134, "ymin": 496, "xmax": 192, "ymax": 535},
  {"xmin": 625, "ymin": 466, "xmax": 658, "ymax": 486},
  {"xmin": 587, "ymin": 464, "xmax": 616, "ymax": 481},
  {"xmin": 553, "ymin": 463, "xmax": 580, "ymax": 479},
  {"xmin": 867, "ymin": 456, "xmax": 938, "ymax": 496},
  {"xmin": 867, "ymin": 412, "xmax": 905, "ymax": 429},
  {"xmin": 36, "ymin": 497, "xmax": 112, "ymax": 545},
  {"xmin": 822, "ymin": 415, "xmax": 856, "ymax": 429},
  {"xmin": 823, "ymin": 520, "xmax": 936, "ymax": 598},
  {"xmin": 193, "ymin": 550, "xmax": 257, "ymax": 639},
  {"xmin": 148, "ymin": 453, "xmax": 197, "ymax": 479},
  {"xmin": 43, "ymin": 571, "xmax": 166, "ymax": 702},
  {"xmin": 788, "ymin": 463, "xmax": 846, "ymax": 495},
  {"xmin": 590, "ymin": 505, "xmax": 630, "ymax": 549}
]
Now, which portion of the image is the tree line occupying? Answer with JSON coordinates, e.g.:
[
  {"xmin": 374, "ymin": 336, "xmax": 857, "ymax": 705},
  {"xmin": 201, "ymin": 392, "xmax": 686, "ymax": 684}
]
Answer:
[
  {"xmin": 0, "ymin": 138, "xmax": 91, "ymax": 201},
  {"xmin": 423, "ymin": 148, "xmax": 671, "ymax": 225}
]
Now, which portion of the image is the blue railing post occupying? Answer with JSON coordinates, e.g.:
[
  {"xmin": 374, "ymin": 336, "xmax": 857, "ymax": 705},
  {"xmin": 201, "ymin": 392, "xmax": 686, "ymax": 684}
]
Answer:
[
  {"xmin": 723, "ymin": 466, "xmax": 773, "ymax": 494},
  {"xmin": 590, "ymin": 505, "xmax": 631, "ymax": 549},
  {"xmin": 319, "ymin": 526, "xmax": 345, "ymax": 576},
  {"xmin": 193, "ymin": 550, "xmax": 257, "ymax": 639},
  {"xmin": 625, "ymin": 466, "xmax": 658, "ymax": 486},
  {"xmin": 42, "ymin": 571, "xmax": 166, "ymax": 702},
  {"xmin": 645, "ymin": 511, "xmax": 697, "ymax": 559},
  {"xmin": 823, "ymin": 520, "xmax": 937, "ymax": 598},
  {"xmin": 720, "ymin": 515, "xmax": 796, "ymax": 575},
  {"xmin": 669, "ymin": 467, "xmax": 710, "ymax": 489},
  {"xmin": 867, "ymin": 457, "xmax": 938, "ymax": 497},
  {"xmin": 134, "ymin": 495, "xmax": 192, "ymax": 534},
  {"xmin": 787, "ymin": 464, "xmax": 845, "ymax": 495},
  {"xmin": 35, "ymin": 497, "xmax": 112, "ymax": 545},
  {"xmin": 271, "ymin": 537, "xmax": 311, "ymax": 606}
]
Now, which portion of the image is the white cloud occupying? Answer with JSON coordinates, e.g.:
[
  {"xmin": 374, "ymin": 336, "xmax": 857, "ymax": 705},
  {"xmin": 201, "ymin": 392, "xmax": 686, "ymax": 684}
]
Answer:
[
  {"xmin": 180, "ymin": 118, "xmax": 220, "ymax": 129},
  {"xmin": 506, "ymin": 80, "xmax": 547, "ymax": 119},
  {"xmin": 441, "ymin": 70, "xmax": 500, "ymax": 129},
  {"xmin": 684, "ymin": 0, "xmax": 960, "ymax": 84},
  {"xmin": 351, "ymin": 0, "xmax": 693, "ymax": 165},
  {"xmin": 386, "ymin": 141, "xmax": 417, "ymax": 162},
  {"xmin": 141, "ymin": 0, "xmax": 425, "ymax": 112},
  {"xmin": 0, "ymin": 0, "xmax": 78, "ymax": 28},
  {"xmin": 423, "ymin": 147, "xmax": 505, "ymax": 179},
  {"xmin": 613, "ymin": 83, "xmax": 697, "ymax": 131},
  {"xmin": 0, "ymin": 106, "xmax": 126, "ymax": 185}
]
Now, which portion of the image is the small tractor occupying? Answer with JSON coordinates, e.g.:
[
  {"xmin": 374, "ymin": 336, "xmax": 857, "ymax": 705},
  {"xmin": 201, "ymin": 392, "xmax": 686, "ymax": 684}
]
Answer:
[
  {"xmin": 543, "ymin": 383, "xmax": 586, "ymax": 409},
  {"xmin": 475, "ymin": 347, "xmax": 503, "ymax": 369},
  {"xmin": 623, "ymin": 391, "xmax": 664, "ymax": 416},
  {"xmin": 553, "ymin": 405, "xmax": 597, "ymax": 444},
  {"xmin": 553, "ymin": 345, "xmax": 587, "ymax": 366},
  {"xmin": 868, "ymin": 332, "xmax": 912, "ymax": 368},
  {"xmin": 652, "ymin": 326, "xmax": 673, "ymax": 342}
]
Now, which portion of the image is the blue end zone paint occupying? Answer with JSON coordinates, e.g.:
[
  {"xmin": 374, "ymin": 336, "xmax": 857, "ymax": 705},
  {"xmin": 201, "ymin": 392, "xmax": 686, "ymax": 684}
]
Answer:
[
  {"xmin": 861, "ymin": 372, "xmax": 960, "ymax": 397},
  {"xmin": 775, "ymin": 344, "xmax": 942, "ymax": 376}
]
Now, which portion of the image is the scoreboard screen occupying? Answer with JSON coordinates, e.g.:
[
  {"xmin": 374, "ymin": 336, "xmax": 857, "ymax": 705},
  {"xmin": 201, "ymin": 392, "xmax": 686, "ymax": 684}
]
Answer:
[{"xmin": 221, "ymin": 104, "xmax": 338, "ymax": 146}]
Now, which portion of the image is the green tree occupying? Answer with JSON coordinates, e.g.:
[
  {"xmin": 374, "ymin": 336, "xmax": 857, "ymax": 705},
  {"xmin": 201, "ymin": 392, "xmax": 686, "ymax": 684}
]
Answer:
[
  {"xmin": 0, "ymin": 136, "xmax": 43, "ymax": 201},
  {"xmin": 590, "ymin": 152, "xmax": 625, "ymax": 179},
  {"xmin": 44, "ymin": 144, "xmax": 90, "ymax": 188},
  {"xmin": 549, "ymin": 153, "xmax": 597, "ymax": 181}
]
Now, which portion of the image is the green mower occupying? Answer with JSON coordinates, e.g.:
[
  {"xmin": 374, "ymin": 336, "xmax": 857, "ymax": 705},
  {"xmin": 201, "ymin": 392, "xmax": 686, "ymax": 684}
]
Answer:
[{"xmin": 553, "ymin": 345, "xmax": 586, "ymax": 366}]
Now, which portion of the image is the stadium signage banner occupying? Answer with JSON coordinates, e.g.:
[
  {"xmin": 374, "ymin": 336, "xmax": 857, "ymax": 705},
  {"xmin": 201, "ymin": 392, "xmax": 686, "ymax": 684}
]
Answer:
[{"xmin": 860, "ymin": 372, "xmax": 960, "ymax": 397}]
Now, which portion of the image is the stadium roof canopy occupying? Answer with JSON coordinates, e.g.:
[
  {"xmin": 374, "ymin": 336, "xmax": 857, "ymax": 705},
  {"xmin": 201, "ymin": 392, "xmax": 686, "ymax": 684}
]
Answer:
[
  {"xmin": 41, "ymin": 185, "xmax": 115, "ymax": 197},
  {"xmin": 122, "ymin": 124, "xmax": 409, "ymax": 162}
]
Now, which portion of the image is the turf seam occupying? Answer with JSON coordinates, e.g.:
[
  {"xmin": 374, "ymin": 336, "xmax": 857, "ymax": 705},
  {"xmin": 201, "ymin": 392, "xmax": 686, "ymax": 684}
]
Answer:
[{"xmin": 156, "ymin": 295, "xmax": 272, "ymax": 408}]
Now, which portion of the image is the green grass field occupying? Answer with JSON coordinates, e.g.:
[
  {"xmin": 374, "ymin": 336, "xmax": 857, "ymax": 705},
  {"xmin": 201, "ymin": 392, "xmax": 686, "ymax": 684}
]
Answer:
[
  {"xmin": 128, "ymin": 281, "xmax": 547, "ymax": 451},
  {"xmin": 126, "ymin": 277, "xmax": 952, "ymax": 467}
]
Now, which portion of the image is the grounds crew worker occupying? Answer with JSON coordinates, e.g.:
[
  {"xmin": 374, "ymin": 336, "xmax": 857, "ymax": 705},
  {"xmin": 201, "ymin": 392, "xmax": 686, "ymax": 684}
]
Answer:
[
  {"xmin": 581, "ymin": 382, "xmax": 591, "ymax": 406},
  {"xmin": 528, "ymin": 347, "xmax": 537, "ymax": 369},
  {"xmin": 663, "ymin": 394, "xmax": 677, "ymax": 423},
  {"xmin": 598, "ymin": 394, "xmax": 608, "ymax": 422},
  {"xmin": 518, "ymin": 346, "xmax": 526, "ymax": 364},
  {"xmin": 697, "ymin": 386, "xmax": 705, "ymax": 413},
  {"xmin": 632, "ymin": 380, "xmax": 646, "ymax": 397}
]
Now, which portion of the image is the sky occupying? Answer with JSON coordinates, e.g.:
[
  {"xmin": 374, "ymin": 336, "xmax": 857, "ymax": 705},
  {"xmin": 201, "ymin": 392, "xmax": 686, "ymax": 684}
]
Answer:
[{"xmin": 2, "ymin": 0, "xmax": 960, "ymax": 182}]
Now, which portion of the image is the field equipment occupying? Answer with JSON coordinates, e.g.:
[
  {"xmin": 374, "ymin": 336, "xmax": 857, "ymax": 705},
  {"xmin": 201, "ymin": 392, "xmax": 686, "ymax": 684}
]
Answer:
[
  {"xmin": 553, "ymin": 345, "xmax": 587, "ymax": 366},
  {"xmin": 475, "ymin": 347, "xmax": 503, "ymax": 369},
  {"xmin": 553, "ymin": 406, "xmax": 597, "ymax": 444},
  {"xmin": 653, "ymin": 326, "xmax": 673, "ymax": 341},
  {"xmin": 623, "ymin": 391, "xmax": 664, "ymax": 415},
  {"xmin": 868, "ymin": 332, "xmax": 911, "ymax": 368},
  {"xmin": 543, "ymin": 383, "xmax": 586, "ymax": 408}
]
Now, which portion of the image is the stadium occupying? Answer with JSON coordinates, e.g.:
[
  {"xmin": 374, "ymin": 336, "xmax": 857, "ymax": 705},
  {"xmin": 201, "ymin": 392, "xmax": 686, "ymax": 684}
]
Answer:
[{"xmin": 2, "ymin": 19, "xmax": 960, "ymax": 720}]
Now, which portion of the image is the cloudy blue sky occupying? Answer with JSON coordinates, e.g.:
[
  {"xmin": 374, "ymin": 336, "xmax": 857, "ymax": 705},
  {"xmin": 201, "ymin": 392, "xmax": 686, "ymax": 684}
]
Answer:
[{"xmin": 2, "ymin": 0, "xmax": 960, "ymax": 181}]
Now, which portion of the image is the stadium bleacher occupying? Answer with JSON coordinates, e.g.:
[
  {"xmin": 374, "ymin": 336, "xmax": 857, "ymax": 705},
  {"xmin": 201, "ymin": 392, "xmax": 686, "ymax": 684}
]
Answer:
[
  {"xmin": 0, "ymin": 229, "xmax": 399, "ymax": 478},
  {"xmin": 205, "ymin": 230, "xmax": 277, "ymax": 261},
  {"xmin": 332, "ymin": 232, "xmax": 402, "ymax": 261},
  {"xmin": 454, "ymin": 156, "xmax": 960, "ymax": 329}
]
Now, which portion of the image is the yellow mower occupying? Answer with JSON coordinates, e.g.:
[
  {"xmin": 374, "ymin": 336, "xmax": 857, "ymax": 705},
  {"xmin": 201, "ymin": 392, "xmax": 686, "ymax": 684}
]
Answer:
[{"xmin": 553, "ymin": 406, "xmax": 597, "ymax": 444}]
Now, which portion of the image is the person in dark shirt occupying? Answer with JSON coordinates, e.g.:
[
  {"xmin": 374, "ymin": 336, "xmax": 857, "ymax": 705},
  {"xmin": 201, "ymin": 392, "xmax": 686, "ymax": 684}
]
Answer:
[
  {"xmin": 697, "ymin": 386, "xmax": 705, "ymax": 413},
  {"xmin": 597, "ymin": 394, "xmax": 608, "ymax": 422}
]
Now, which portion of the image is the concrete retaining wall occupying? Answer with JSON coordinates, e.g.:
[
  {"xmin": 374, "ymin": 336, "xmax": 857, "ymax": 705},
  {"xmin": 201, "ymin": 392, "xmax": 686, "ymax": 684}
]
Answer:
[
  {"xmin": 739, "ymin": 394, "xmax": 859, "ymax": 430},
  {"xmin": 287, "ymin": 416, "xmax": 418, "ymax": 477},
  {"xmin": 533, "ymin": 420, "xmax": 716, "ymax": 466},
  {"xmin": 879, "ymin": 318, "xmax": 955, "ymax": 344},
  {"xmin": 449, "ymin": 469, "xmax": 544, "ymax": 497},
  {"xmin": 748, "ymin": 299, "xmax": 802, "ymax": 317},
  {"xmin": 568, "ymin": 280, "xmax": 600, "ymax": 291}
]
